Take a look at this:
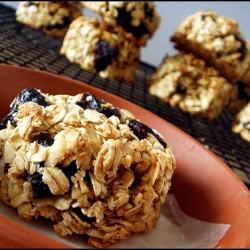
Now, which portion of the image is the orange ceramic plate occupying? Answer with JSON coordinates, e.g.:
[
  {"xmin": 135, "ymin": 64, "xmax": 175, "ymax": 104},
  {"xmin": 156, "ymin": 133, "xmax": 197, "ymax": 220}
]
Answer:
[{"xmin": 0, "ymin": 64, "xmax": 250, "ymax": 248}]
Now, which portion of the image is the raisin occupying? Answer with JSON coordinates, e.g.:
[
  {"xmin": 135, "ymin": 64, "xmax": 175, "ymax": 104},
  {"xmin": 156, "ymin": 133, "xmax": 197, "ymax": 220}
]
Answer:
[
  {"xmin": 0, "ymin": 88, "xmax": 48, "ymax": 130},
  {"xmin": 237, "ymin": 81, "xmax": 249, "ymax": 100},
  {"xmin": 94, "ymin": 40, "xmax": 117, "ymax": 72},
  {"xmin": 71, "ymin": 207, "xmax": 96, "ymax": 223},
  {"xmin": 26, "ymin": 160, "xmax": 78, "ymax": 199},
  {"xmin": 201, "ymin": 14, "xmax": 216, "ymax": 22},
  {"xmin": 83, "ymin": 171, "xmax": 91, "ymax": 184},
  {"xmin": 234, "ymin": 34, "xmax": 248, "ymax": 60},
  {"xmin": 45, "ymin": 16, "xmax": 71, "ymax": 29},
  {"xmin": 76, "ymin": 93, "xmax": 121, "ymax": 119},
  {"xmin": 14, "ymin": 88, "xmax": 48, "ymax": 107},
  {"xmin": 26, "ymin": 171, "xmax": 53, "ymax": 199},
  {"xmin": 176, "ymin": 84, "xmax": 187, "ymax": 94},
  {"xmin": 35, "ymin": 132, "xmax": 54, "ymax": 147},
  {"xmin": 243, "ymin": 121, "xmax": 250, "ymax": 129},
  {"xmin": 116, "ymin": 7, "xmax": 148, "ymax": 39},
  {"xmin": 27, "ymin": 1, "xmax": 36, "ymax": 7},
  {"xmin": 59, "ymin": 161, "xmax": 78, "ymax": 187},
  {"xmin": 128, "ymin": 119, "xmax": 167, "ymax": 148}
]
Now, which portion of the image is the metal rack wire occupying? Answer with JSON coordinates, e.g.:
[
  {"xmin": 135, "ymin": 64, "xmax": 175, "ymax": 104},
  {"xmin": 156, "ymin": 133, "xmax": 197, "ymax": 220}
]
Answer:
[{"xmin": 1, "ymin": 3, "xmax": 250, "ymax": 189}]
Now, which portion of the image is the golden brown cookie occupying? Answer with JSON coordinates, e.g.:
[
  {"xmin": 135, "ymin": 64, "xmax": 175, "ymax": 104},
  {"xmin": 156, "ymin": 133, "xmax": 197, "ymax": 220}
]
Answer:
[
  {"xmin": 16, "ymin": 1, "xmax": 83, "ymax": 37},
  {"xmin": 60, "ymin": 16, "xmax": 141, "ymax": 83},
  {"xmin": 148, "ymin": 51, "xmax": 232, "ymax": 120},
  {"xmin": 81, "ymin": 1, "xmax": 161, "ymax": 46},
  {"xmin": 170, "ymin": 10, "xmax": 250, "ymax": 84},
  {"xmin": 0, "ymin": 88, "xmax": 176, "ymax": 248},
  {"xmin": 232, "ymin": 101, "xmax": 250, "ymax": 142}
]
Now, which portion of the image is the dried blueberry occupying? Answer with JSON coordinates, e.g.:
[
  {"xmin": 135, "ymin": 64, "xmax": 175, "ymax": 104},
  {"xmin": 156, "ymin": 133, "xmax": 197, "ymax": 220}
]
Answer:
[
  {"xmin": 14, "ymin": 88, "xmax": 48, "ymax": 107},
  {"xmin": 45, "ymin": 16, "xmax": 71, "ymax": 29},
  {"xmin": 201, "ymin": 14, "xmax": 216, "ymax": 22},
  {"xmin": 234, "ymin": 34, "xmax": 247, "ymax": 60},
  {"xmin": 27, "ymin": 1, "xmax": 36, "ymax": 7},
  {"xmin": 0, "ymin": 88, "xmax": 48, "ymax": 130},
  {"xmin": 237, "ymin": 81, "xmax": 249, "ymax": 100},
  {"xmin": 26, "ymin": 171, "xmax": 52, "ymax": 199},
  {"xmin": 116, "ymin": 7, "xmax": 148, "ymax": 39},
  {"xmin": 83, "ymin": 171, "xmax": 91, "ymax": 184},
  {"xmin": 94, "ymin": 40, "xmax": 117, "ymax": 72},
  {"xmin": 35, "ymin": 132, "xmax": 54, "ymax": 147},
  {"xmin": 243, "ymin": 121, "xmax": 250, "ymax": 129},
  {"xmin": 76, "ymin": 93, "xmax": 121, "ymax": 119},
  {"xmin": 71, "ymin": 207, "xmax": 96, "ymax": 223},
  {"xmin": 59, "ymin": 161, "xmax": 78, "ymax": 187},
  {"xmin": 128, "ymin": 119, "xmax": 167, "ymax": 148}
]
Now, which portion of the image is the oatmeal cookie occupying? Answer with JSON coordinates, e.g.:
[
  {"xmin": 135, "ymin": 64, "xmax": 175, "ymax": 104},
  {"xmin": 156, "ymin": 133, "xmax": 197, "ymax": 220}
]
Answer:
[
  {"xmin": 170, "ymin": 10, "xmax": 250, "ymax": 84},
  {"xmin": 81, "ymin": 1, "xmax": 161, "ymax": 46},
  {"xmin": 60, "ymin": 16, "xmax": 140, "ymax": 83},
  {"xmin": 232, "ymin": 101, "xmax": 250, "ymax": 143},
  {"xmin": 0, "ymin": 88, "xmax": 176, "ymax": 248},
  {"xmin": 148, "ymin": 51, "xmax": 232, "ymax": 120},
  {"xmin": 15, "ymin": 1, "xmax": 83, "ymax": 37},
  {"xmin": 225, "ymin": 81, "xmax": 249, "ymax": 114}
]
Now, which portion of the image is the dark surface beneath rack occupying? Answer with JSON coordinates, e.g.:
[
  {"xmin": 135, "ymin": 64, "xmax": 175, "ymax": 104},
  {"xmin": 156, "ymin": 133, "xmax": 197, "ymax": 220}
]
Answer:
[{"xmin": 1, "ymin": 4, "xmax": 250, "ymax": 189}]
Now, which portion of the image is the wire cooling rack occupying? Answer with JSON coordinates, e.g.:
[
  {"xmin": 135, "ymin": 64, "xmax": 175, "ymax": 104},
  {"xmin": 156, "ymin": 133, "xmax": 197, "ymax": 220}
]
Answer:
[{"xmin": 1, "ymin": 3, "xmax": 250, "ymax": 189}]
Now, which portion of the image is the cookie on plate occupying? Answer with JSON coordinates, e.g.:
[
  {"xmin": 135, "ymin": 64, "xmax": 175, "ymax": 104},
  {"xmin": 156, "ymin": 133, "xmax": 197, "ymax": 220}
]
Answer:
[
  {"xmin": 148, "ymin": 51, "xmax": 232, "ymax": 120},
  {"xmin": 15, "ymin": 1, "xmax": 83, "ymax": 37},
  {"xmin": 81, "ymin": 1, "xmax": 161, "ymax": 46},
  {"xmin": 0, "ymin": 88, "xmax": 176, "ymax": 248},
  {"xmin": 60, "ymin": 16, "xmax": 140, "ymax": 83},
  {"xmin": 170, "ymin": 10, "xmax": 250, "ymax": 84}
]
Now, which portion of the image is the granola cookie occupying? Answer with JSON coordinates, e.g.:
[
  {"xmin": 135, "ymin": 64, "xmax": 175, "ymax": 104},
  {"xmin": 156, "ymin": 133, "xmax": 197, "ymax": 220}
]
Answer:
[
  {"xmin": 81, "ymin": 1, "xmax": 161, "ymax": 46},
  {"xmin": 0, "ymin": 88, "xmax": 176, "ymax": 248},
  {"xmin": 170, "ymin": 10, "xmax": 250, "ymax": 84},
  {"xmin": 225, "ymin": 81, "xmax": 249, "ymax": 114},
  {"xmin": 15, "ymin": 1, "xmax": 83, "ymax": 37},
  {"xmin": 148, "ymin": 51, "xmax": 232, "ymax": 120},
  {"xmin": 60, "ymin": 16, "xmax": 140, "ymax": 83},
  {"xmin": 232, "ymin": 101, "xmax": 250, "ymax": 142}
]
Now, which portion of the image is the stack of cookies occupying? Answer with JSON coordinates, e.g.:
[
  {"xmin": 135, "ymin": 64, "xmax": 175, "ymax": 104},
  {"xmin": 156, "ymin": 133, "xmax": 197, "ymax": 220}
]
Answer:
[
  {"xmin": 80, "ymin": 1, "xmax": 161, "ymax": 47},
  {"xmin": 148, "ymin": 51, "xmax": 232, "ymax": 120},
  {"xmin": 60, "ymin": 1, "xmax": 161, "ymax": 83},
  {"xmin": 148, "ymin": 10, "xmax": 250, "ymax": 124}
]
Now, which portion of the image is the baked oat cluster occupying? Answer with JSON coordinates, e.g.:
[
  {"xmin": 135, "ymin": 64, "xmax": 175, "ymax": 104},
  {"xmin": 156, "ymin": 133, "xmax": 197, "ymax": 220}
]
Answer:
[
  {"xmin": 81, "ymin": 1, "xmax": 161, "ymax": 46},
  {"xmin": 148, "ymin": 52, "xmax": 232, "ymax": 120},
  {"xmin": 0, "ymin": 88, "xmax": 176, "ymax": 248},
  {"xmin": 232, "ymin": 102, "xmax": 250, "ymax": 142},
  {"xmin": 60, "ymin": 16, "xmax": 141, "ymax": 83},
  {"xmin": 170, "ymin": 10, "xmax": 250, "ymax": 84},
  {"xmin": 148, "ymin": 9, "xmax": 250, "ymax": 125},
  {"xmin": 59, "ymin": 1, "xmax": 161, "ymax": 83},
  {"xmin": 225, "ymin": 82, "xmax": 249, "ymax": 115},
  {"xmin": 15, "ymin": 1, "xmax": 83, "ymax": 37}
]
